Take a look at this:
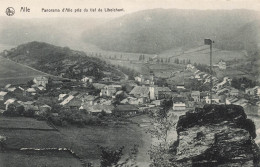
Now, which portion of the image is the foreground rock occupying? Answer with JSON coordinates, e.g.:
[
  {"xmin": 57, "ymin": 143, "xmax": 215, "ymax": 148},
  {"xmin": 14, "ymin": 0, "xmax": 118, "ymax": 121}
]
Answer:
[{"xmin": 170, "ymin": 104, "xmax": 260, "ymax": 167}]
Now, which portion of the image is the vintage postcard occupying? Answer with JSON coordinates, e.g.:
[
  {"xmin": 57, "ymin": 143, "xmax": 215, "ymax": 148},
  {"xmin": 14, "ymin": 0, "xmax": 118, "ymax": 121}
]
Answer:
[{"xmin": 0, "ymin": 0, "xmax": 260, "ymax": 166}]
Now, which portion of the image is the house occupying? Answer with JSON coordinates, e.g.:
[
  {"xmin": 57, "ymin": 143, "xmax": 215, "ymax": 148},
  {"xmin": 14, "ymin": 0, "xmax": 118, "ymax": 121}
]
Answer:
[
  {"xmin": 226, "ymin": 97, "xmax": 239, "ymax": 105},
  {"xmin": 58, "ymin": 94, "xmax": 68, "ymax": 101},
  {"xmin": 83, "ymin": 104, "xmax": 114, "ymax": 114},
  {"xmin": 101, "ymin": 77, "xmax": 111, "ymax": 82},
  {"xmin": 186, "ymin": 64, "xmax": 195, "ymax": 70},
  {"xmin": 93, "ymin": 83, "xmax": 106, "ymax": 90},
  {"xmin": 37, "ymin": 86, "xmax": 46, "ymax": 91},
  {"xmin": 81, "ymin": 95, "xmax": 97, "ymax": 106},
  {"xmin": 36, "ymin": 104, "xmax": 52, "ymax": 116},
  {"xmin": 60, "ymin": 95, "xmax": 74, "ymax": 106},
  {"xmin": 213, "ymin": 77, "xmax": 230, "ymax": 90},
  {"xmin": 19, "ymin": 101, "xmax": 39, "ymax": 113},
  {"xmin": 229, "ymin": 89, "xmax": 239, "ymax": 96},
  {"xmin": 233, "ymin": 99, "xmax": 248, "ymax": 107},
  {"xmin": 191, "ymin": 91, "xmax": 200, "ymax": 102},
  {"xmin": 100, "ymin": 85, "xmax": 117, "ymax": 97},
  {"xmin": 172, "ymin": 102, "xmax": 186, "ymax": 111},
  {"xmin": 26, "ymin": 88, "xmax": 36, "ymax": 95},
  {"xmin": 216, "ymin": 88, "xmax": 230, "ymax": 96},
  {"xmin": 176, "ymin": 85, "xmax": 185, "ymax": 89},
  {"xmin": 138, "ymin": 96, "xmax": 149, "ymax": 104},
  {"xmin": 245, "ymin": 86, "xmax": 260, "ymax": 97},
  {"xmin": 7, "ymin": 87, "xmax": 16, "ymax": 92},
  {"xmin": 33, "ymin": 76, "xmax": 49, "ymax": 87},
  {"xmin": 67, "ymin": 98, "xmax": 82, "ymax": 110},
  {"xmin": 205, "ymin": 94, "xmax": 221, "ymax": 104},
  {"xmin": 114, "ymin": 104, "xmax": 139, "ymax": 116},
  {"xmin": 195, "ymin": 74, "xmax": 200, "ymax": 79},
  {"xmin": 151, "ymin": 100, "xmax": 163, "ymax": 106},
  {"xmin": 4, "ymin": 98, "xmax": 16, "ymax": 110},
  {"xmin": 150, "ymin": 86, "xmax": 172, "ymax": 100},
  {"xmin": 4, "ymin": 84, "xmax": 12, "ymax": 90},
  {"xmin": 0, "ymin": 92, "xmax": 8, "ymax": 101},
  {"xmin": 134, "ymin": 75, "xmax": 145, "ymax": 83},
  {"xmin": 245, "ymin": 87, "xmax": 255, "ymax": 95},
  {"xmin": 218, "ymin": 60, "xmax": 226, "ymax": 70},
  {"xmin": 81, "ymin": 76, "xmax": 94, "ymax": 83},
  {"xmin": 129, "ymin": 86, "xmax": 150, "ymax": 98}
]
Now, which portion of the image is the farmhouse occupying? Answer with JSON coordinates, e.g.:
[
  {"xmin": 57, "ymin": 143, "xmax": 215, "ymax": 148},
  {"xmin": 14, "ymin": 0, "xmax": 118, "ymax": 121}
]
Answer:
[
  {"xmin": 218, "ymin": 60, "xmax": 226, "ymax": 70},
  {"xmin": 100, "ymin": 85, "xmax": 117, "ymax": 97},
  {"xmin": 33, "ymin": 76, "xmax": 49, "ymax": 87},
  {"xmin": 81, "ymin": 76, "xmax": 94, "ymax": 83},
  {"xmin": 114, "ymin": 104, "xmax": 139, "ymax": 116},
  {"xmin": 229, "ymin": 89, "xmax": 239, "ymax": 96},
  {"xmin": 205, "ymin": 94, "xmax": 221, "ymax": 104},
  {"xmin": 0, "ymin": 92, "xmax": 8, "ymax": 101},
  {"xmin": 191, "ymin": 91, "xmax": 200, "ymax": 102},
  {"xmin": 130, "ymin": 86, "xmax": 150, "ymax": 98},
  {"xmin": 149, "ymin": 86, "xmax": 172, "ymax": 100},
  {"xmin": 172, "ymin": 102, "xmax": 186, "ymax": 111},
  {"xmin": 245, "ymin": 86, "xmax": 260, "ymax": 97}
]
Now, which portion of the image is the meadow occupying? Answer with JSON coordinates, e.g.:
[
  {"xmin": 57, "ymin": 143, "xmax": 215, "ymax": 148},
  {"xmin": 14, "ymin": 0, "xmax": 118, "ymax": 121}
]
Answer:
[
  {"xmin": 0, "ymin": 117, "xmax": 53, "ymax": 130},
  {"xmin": 0, "ymin": 57, "xmax": 48, "ymax": 86},
  {"xmin": 0, "ymin": 115, "xmax": 152, "ymax": 166},
  {"xmin": 0, "ymin": 151, "xmax": 82, "ymax": 167}
]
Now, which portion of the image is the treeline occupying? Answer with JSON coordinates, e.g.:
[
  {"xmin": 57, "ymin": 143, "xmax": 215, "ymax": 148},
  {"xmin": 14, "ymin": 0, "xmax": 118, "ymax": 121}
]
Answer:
[
  {"xmin": 231, "ymin": 77, "xmax": 257, "ymax": 91},
  {"xmin": 194, "ymin": 63, "xmax": 216, "ymax": 75}
]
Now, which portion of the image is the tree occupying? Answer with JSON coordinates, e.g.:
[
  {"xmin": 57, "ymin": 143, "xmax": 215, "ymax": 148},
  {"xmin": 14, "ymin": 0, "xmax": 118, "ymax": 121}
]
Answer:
[
  {"xmin": 148, "ymin": 100, "xmax": 177, "ymax": 167},
  {"xmin": 98, "ymin": 145, "xmax": 124, "ymax": 167},
  {"xmin": 174, "ymin": 58, "xmax": 179, "ymax": 64},
  {"xmin": 139, "ymin": 55, "xmax": 142, "ymax": 61}
]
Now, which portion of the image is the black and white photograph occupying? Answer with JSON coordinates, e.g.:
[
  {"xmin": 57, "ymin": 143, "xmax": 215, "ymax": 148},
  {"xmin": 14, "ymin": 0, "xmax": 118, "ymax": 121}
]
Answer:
[{"xmin": 0, "ymin": 0, "xmax": 260, "ymax": 166}]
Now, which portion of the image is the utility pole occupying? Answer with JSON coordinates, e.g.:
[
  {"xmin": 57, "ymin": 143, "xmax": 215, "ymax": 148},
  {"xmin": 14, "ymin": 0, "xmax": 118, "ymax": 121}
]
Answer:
[{"xmin": 204, "ymin": 39, "xmax": 214, "ymax": 104}]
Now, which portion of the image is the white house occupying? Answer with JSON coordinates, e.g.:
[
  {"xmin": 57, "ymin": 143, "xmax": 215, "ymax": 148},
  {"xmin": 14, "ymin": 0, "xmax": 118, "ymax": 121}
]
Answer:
[
  {"xmin": 81, "ymin": 76, "xmax": 93, "ymax": 83},
  {"xmin": 173, "ymin": 102, "xmax": 186, "ymax": 111},
  {"xmin": 205, "ymin": 95, "xmax": 220, "ymax": 104},
  {"xmin": 218, "ymin": 60, "xmax": 226, "ymax": 70},
  {"xmin": 33, "ymin": 76, "xmax": 48, "ymax": 87}
]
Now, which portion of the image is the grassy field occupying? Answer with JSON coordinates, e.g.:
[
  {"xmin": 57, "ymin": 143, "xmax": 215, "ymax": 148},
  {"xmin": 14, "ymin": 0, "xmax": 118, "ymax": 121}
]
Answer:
[
  {"xmin": 0, "ymin": 117, "xmax": 53, "ymax": 130},
  {"xmin": 0, "ymin": 115, "xmax": 153, "ymax": 166},
  {"xmin": 1, "ymin": 129, "xmax": 69, "ymax": 149},
  {"xmin": 0, "ymin": 150, "xmax": 82, "ymax": 167},
  {"xmin": 59, "ymin": 122, "xmax": 152, "ymax": 166},
  {"xmin": 0, "ymin": 57, "xmax": 48, "ymax": 86}
]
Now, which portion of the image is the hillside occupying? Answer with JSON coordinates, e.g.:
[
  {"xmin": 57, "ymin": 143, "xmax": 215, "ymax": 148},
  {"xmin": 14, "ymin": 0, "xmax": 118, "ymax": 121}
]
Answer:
[
  {"xmin": 83, "ymin": 9, "xmax": 260, "ymax": 54},
  {"xmin": 0, "ymin": 41, "xmax": 121, "ymax": 80},
  {"xmin": 0, "ymin": 17, "xmax": 108, "ymax": 51}
]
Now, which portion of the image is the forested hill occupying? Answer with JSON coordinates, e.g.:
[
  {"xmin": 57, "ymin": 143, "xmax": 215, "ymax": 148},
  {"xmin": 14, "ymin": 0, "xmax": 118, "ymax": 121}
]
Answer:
[
  {"xmin": 0, "ymin": 41, "xmax": 120, "ymax": 80},
  {"xmin": 83, "ymin": 9, "xmax": 260, "ymax": 54}
]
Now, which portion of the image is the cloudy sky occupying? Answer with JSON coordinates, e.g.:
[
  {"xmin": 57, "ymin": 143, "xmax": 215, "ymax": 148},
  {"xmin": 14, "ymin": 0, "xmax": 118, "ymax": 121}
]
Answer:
[{"xmin": 1, "ymin": 0, "xmax": 260, "ymax": 18}]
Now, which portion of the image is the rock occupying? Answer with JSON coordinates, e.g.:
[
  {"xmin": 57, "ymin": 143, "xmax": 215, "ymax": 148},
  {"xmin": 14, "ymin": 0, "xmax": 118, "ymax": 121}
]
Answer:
[{"xmin": 171, "ymin": 104, "xmax": 260, "ymax": 167}]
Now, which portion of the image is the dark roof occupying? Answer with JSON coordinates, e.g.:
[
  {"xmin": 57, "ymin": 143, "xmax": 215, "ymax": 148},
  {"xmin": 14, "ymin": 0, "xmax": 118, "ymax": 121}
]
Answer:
[
  {"xmin": 115, "ymin": 105, "xmax": 138, "ymax": 111},
  {"xmin": 129, "ymin": 86, "xmax": 149, "ymax": 96}
]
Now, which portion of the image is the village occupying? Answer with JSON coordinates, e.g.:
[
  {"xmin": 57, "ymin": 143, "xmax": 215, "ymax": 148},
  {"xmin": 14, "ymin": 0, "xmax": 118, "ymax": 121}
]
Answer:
[{"xmin": 0, "ymin": 58, "xmax": 259, "ymax": 127}]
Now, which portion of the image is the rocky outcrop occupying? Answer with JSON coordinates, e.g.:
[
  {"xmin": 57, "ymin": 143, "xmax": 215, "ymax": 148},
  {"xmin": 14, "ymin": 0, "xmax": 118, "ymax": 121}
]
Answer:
[{"xmin": 170, "ymin": 104, "xmax": 260, "ymax": 167}]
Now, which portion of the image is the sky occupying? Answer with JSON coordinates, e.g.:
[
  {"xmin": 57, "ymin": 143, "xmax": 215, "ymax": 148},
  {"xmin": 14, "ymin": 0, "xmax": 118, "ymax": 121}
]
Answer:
[{"xmin": 0, "ymin": 0, "xmax": 260, "ymax": 18}]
